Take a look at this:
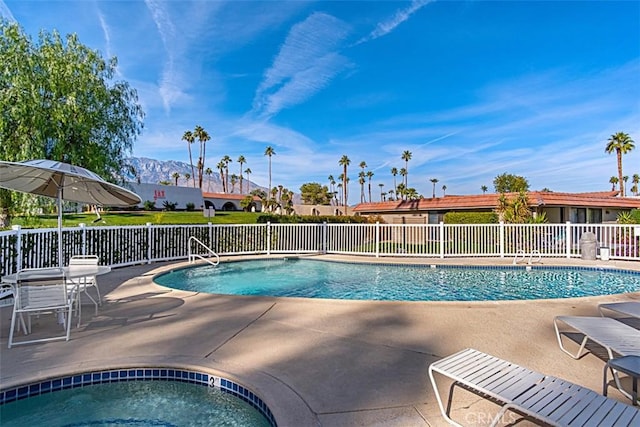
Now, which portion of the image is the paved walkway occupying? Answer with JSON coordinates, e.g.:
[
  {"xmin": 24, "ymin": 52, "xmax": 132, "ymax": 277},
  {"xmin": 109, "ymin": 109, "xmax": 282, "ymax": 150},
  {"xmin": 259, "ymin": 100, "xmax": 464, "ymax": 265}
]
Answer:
[{"xmin": 1, "ymin": 256, "xmax": 639, "ymax": 426}]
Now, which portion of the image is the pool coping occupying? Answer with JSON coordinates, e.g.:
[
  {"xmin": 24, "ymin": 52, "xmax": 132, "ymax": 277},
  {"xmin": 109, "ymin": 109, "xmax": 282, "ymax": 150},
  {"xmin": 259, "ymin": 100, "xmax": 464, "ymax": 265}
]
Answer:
[{"xmin": 1, "ymin": 254, "xmax": 639, "ymax": 426}]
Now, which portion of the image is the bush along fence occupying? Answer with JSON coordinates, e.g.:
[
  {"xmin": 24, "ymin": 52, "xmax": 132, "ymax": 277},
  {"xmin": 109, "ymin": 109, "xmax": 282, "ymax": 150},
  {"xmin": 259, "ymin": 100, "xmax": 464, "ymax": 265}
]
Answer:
[{"xmin": 1, "ymin": 222, "xmax": 639, "ymax": 275}]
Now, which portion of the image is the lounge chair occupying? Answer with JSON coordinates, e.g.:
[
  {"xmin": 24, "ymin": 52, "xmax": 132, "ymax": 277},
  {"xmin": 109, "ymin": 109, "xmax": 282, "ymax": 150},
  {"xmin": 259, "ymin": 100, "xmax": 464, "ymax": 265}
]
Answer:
[
  {"xmin": 553, "ymin": 316, "xmax": 640, "ymax": 360},
  {"xmin": 554, "ymin": 315, "xmax": 640, "ymax": 403},
  {"xmin": 599, "ymin": 302, "xmax": 640, "ymax": 320},
  {"xmin": 8, "ymin": 268, "xmax": 76, "ymax": 348},
  {"xmin": 428, "ymin": 348, "xmax": 640, "ymax": 427}
]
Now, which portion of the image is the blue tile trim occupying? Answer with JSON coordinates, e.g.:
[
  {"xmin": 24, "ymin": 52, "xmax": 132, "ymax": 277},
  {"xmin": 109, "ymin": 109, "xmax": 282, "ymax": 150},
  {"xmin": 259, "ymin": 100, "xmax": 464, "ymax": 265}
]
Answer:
[{"xmin": 0, "ymin": 368, "xmax": 277, "ymax": 427}]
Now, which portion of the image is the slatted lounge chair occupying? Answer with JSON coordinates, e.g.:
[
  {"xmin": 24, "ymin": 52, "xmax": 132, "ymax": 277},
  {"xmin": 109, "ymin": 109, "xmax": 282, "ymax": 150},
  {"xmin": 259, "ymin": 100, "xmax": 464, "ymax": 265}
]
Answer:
[
  {"xmin": 428, "ymin": 348, "xmax": 640, "ymax": 427},
  {"xmin": 599, "ymin": 302, "xmax": 640, "ymax": 320},
  {"xmin": 553, "ymin": 316, "xmax": 640, "ymax": 360},
  {"xmin": 554, "ymin": 315, "xmax": 640, "ymax": 403}
]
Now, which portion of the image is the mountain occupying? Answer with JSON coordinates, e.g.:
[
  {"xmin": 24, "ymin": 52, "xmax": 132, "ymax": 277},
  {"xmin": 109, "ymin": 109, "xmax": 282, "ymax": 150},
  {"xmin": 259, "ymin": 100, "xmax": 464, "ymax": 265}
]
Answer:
[{"xmin": 125, "ymin": 157, "xmax": 264, "ymax": 194}]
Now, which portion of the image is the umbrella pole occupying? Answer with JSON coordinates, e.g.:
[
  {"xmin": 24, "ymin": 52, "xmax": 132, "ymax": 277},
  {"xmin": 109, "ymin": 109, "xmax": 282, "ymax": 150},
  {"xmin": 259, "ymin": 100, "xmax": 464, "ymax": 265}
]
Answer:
[{"xmin": 58, "ymin": 189, "xmax": 63, "ymax": 267}]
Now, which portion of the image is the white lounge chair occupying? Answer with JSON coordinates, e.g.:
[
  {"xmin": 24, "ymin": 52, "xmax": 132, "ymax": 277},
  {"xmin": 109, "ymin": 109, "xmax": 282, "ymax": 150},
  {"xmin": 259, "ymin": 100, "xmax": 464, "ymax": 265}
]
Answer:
[
  {"xmin": 554, "ymin": 316, "xmax": 640, "ymax": 360},
  {"xmin": 554, "ymin": 315, "xmax": 640, "ymax": 403},
  {"xmin": 599, "ymin": 302, "xmax": 640, "ymax": 320},
  {"xmin": 428, "ymin": 348, "xmax": 640, "ymax": 427},
  {"xmin": 8, "ymin": 268, "xmax": 76, "ymax": 348}
]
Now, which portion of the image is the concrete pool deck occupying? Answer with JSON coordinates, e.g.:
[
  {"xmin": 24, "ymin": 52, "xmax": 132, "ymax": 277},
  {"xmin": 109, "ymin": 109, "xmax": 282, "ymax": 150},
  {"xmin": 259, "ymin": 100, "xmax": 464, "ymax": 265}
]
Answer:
[{"xmin": 1, "ymin": 255, "xmax": 639, "ymax": 426}]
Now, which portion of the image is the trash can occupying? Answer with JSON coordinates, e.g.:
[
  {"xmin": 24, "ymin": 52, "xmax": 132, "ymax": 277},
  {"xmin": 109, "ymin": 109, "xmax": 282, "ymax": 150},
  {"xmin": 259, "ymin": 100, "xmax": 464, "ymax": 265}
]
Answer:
[
  {"xmin": 600, "ymin": 246, "xmax": 610, "ymax": 261},
  {"xmin": 579, "ymin": 232, "xmax": 597, "ymax": 260}
]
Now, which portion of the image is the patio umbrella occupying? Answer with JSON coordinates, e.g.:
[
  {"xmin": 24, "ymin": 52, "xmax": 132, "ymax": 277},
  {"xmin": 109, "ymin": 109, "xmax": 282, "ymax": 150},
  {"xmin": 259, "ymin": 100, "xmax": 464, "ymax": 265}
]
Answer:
[{"xmin": 0, "ymin": 159, "xmax": 141, "ymax": 266}]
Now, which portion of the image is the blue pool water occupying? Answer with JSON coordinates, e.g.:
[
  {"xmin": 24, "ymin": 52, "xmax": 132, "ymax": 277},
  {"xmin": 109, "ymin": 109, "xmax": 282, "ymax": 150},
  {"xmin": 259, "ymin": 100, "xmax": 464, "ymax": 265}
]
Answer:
[
  {"xmin": 0, "ymin": 380, "xmax": 271, "ymax": 427},
  {"xmin": 154, "ymin": 259, "xmax": 640, "ymax": 301}
]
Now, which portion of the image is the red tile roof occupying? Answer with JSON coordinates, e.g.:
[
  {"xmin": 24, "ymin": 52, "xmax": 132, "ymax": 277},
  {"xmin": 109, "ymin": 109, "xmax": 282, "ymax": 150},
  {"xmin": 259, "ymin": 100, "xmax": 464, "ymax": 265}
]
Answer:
[{"xmin": 353, "ymin": 191, "xmax": 640, "ymax": 213}]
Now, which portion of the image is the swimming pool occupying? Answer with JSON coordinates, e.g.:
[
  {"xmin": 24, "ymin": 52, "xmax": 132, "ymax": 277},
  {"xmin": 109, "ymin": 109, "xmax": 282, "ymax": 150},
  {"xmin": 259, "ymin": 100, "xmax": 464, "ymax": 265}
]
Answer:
[
  {"xmin": 154, "ymin": 258, "xmax": 640, "ymax": 301},
  {"xmin": 0, "ymin": 368, "xmax": 275, "ymax": 427}
]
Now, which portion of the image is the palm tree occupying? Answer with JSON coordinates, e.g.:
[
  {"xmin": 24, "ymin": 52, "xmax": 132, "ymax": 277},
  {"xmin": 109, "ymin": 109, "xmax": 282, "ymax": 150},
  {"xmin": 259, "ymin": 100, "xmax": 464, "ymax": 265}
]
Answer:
[
  {"xmin": 358, "ymin": 172, "xmax": 366, "ymax": 203},
  {"xmin": 339, "ymin": 155, "xmax": 350, "ymax": 206},
  {"xmin": 205, "ymin": 167, "xmax": 212, "ymax": 192},
  {"xmin": 396, "ymin": 183, "xmax": 406, "ymax": 200},
  {"xmin": 336, "ymin": 183, "xmax": 343, "ymax": 205},
  {"xmin": 270, "ymin": 187, "xmax": 278, "ymax": 212},
  {"xmin": 378, "ymin": 183, "xmax": 384, "ymax": 202},
  {"xmin": 633, "ymin": 174, "xmax": 640, "ymax": 196},
  {"xmin": 387, "ymin": 189, "xmax": 394, "ymax": 201},
  {"xmin": 193, "ymin": 125, "xmax": 210, "ymax": 189},
  {"xmin": 401, "ymin": 150, "xmax": 412, "ymax": 188},
  {"xmin": 430, "ymin": 178, "xmax": 439, "ymax": 198},
  {"xmin": 328, "ymin": 175, "xmax": 336, "ymax": 205},
  {"xmin": 610, "ymin": 176, "xmax": 619, "ymax": 191},
  {"xmin": 264, "ymin": 146, "xmax": 276, "ymax": 202},
  {"xmin": 399, "ymin": 168, "xmax": 407, "ymax": 199},
  {"xmin": 237, "ymin": 155, "xmax": 246, "ymax": 194},
  {"xmin": 405, "ymin": 187, "xmax": 418, "ymax": 200},
  {"xmin": 184, "ymin": 173, "xmax": 191, "ymax": 185},
  {"xmin": 442, "ymin": 184, "xmax": 447, "ymax": 197},
  {"xmin": 217, "ymin": 160, "xmax": 226, "ymax": 192},
  {"xmin": 481, "ymin": 185, "xmax": 488, "ymax": 194},
  {"xmin": 605, "ymin": 132, "xmax": 635, "ymax": 197},
  {"xmin": 367, "ymin": 170, "xmax": 374, "ymax": 202},
  {"xmin": 230, "ymin": 174, "xmax": 238, "ymax": 193},
  {"xmin": 181, "ymin": 130, "xmax": 196, "ymax": 188},
  {"xmin": 277, "ymin": 185, "xmax": 284, "ymax": 204},
  {"xmin": 222, "ymin": 155, "xmax": 232, "ymax": 194},
  {"xmin": 172, "ymin": 172, "xmax": 180, "ymax": 186},
  {"xmin": 244, "ymin": 168, "xmax": 252, "ymax": 192},
  {"xmin": 390, "ymin": 167, "xmax": 398, "ymax": 195},
  {"xmin": 358, "ymin": 162, "xmax": 367, "ymax": 204}
]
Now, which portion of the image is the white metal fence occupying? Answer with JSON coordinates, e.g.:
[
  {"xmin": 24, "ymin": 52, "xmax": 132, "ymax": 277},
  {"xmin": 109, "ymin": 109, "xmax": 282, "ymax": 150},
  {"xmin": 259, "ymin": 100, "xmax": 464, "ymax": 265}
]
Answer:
[{"xmin": 1, "ymin": 222, "xmax": 638, "ymax": 275}]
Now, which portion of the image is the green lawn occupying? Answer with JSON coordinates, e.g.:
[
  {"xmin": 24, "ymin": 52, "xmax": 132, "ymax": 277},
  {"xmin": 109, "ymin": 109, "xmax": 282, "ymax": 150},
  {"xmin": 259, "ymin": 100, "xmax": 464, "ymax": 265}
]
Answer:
[{"xmin": 10, "ymin": 211, "xmax": 262, "ymax": 228}]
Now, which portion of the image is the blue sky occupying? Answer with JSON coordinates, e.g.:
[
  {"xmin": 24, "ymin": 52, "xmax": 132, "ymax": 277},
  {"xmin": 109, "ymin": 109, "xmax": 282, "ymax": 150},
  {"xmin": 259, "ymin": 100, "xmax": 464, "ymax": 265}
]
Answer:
[{"xmin": 2, "ymin": 1, "xmax": 639, "ymax": 200}]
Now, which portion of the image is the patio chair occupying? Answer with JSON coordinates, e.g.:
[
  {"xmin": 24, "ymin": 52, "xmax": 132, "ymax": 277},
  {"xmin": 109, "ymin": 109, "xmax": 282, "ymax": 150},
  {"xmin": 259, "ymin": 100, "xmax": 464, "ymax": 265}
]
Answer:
[
  {"xmin": 428, "ymin": 348, "xmax": 640, "ymax": 427},
  {"xmin": 8, "ymin": 267, "xmax": 76, "ymax": 348},
  {"xmin": 599, "ymin": 302, "xmax": 640, "ymax": 320},
  {"xmin": 554, "ymin": 315, "xmax": 640, "ymax": 402},
  {"xmin": 66, "ymin": 255, "xmax": 101, "ymax": 326}
]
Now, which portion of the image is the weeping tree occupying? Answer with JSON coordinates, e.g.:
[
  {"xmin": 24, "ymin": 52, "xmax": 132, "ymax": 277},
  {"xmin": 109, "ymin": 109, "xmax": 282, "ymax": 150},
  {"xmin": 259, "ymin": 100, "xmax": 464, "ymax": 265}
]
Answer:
[{"xmin": 0, "ymin": 21, "xmax": 144, "ymax": 227}]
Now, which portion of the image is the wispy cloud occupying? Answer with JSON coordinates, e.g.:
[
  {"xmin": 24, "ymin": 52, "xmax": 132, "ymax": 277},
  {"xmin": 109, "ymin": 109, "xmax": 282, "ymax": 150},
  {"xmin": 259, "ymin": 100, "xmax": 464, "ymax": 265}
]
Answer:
[
  {"xmin": 96, "ymin": 9, "xmax": 122, "ymax": 78},
  {"xmin": 252, "ymin": 12, "xmax": 351, "ymax": 118},
  {"xmin": 0, "ymin": 0, "xmax": 15, "ymax": 22},
  {"xmin": 355, "ymin": 0, "xmax": 433, "ymax": 45},
  {"xmin": 144, "ymin": 0, "xmax": 187, "ymax": 113}
]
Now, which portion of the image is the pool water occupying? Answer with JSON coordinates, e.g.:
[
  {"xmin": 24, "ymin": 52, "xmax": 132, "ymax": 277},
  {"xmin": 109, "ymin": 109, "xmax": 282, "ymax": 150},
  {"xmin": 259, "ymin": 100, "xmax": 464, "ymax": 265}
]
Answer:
[
  {"xmin": 0, "ymin": 380, "xmax": 271, "ymax": 427},
  {"xmin": 154, "ymin": 259, "xmax": 640, "ymax": 301}
]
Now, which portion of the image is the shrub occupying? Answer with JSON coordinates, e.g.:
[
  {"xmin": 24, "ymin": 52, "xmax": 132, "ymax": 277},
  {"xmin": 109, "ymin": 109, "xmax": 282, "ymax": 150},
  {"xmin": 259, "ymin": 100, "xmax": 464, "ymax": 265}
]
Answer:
[
  {"xmin": 617, "ymin": 211, "xmax": 637, "ymax": 224},
  {"xmin": 162, "ymin": 201, "xmax": 177, "ymax": 211},
  {"xmin": 143, "ymin": 200, "xmax": 156, "ymax": 211},
  {"xmin": 185, "ymin": 202, "xmax": 195, "ymax": 211},
  {"xmin": 444, "ymin": 212, "xmax": 498, "ymax": 224},
  {"xmin": 256, "ymin": 214, "xmax": 369, "ymax": 224}
]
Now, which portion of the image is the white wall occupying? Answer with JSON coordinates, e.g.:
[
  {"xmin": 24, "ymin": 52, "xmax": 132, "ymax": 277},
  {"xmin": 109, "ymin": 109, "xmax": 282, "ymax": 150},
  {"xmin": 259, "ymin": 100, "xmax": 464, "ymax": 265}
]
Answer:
[{"xmin": 127, "ymin": 183, "xmax": 203, "ymax": 210}]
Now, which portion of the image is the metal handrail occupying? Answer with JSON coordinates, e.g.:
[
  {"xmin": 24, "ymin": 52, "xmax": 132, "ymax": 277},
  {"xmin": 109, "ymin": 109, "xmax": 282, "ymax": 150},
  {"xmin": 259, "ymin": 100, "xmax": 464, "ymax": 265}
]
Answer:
[
  {"xmin": 188, "ymin": 236, "xmax": 220, "ymax": 266},
  {"xmin": 513, "ymin": 249, "xmax": 542, "ymax": 265}
]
